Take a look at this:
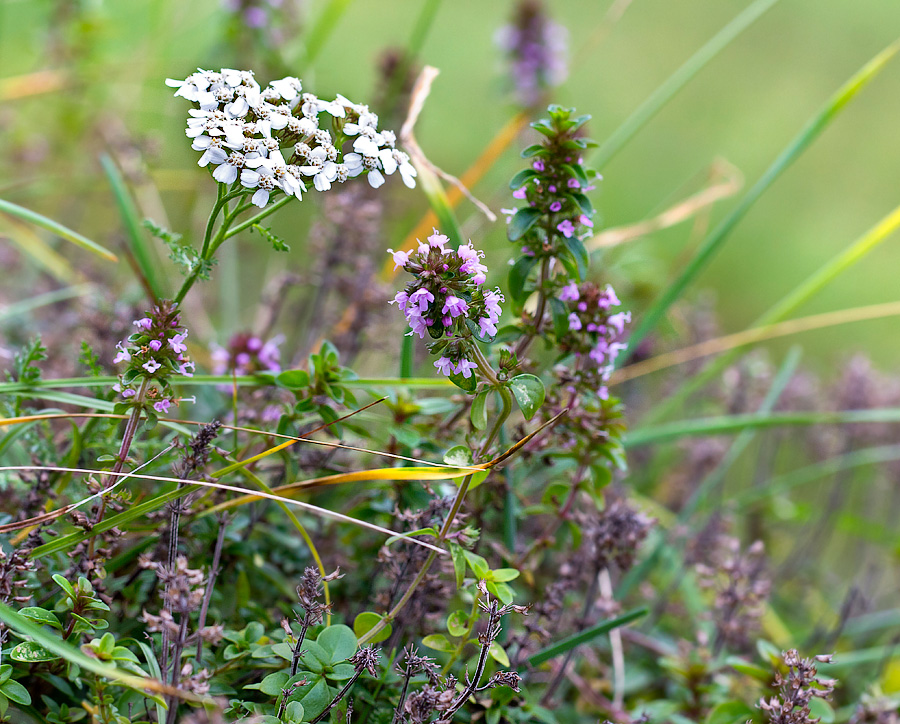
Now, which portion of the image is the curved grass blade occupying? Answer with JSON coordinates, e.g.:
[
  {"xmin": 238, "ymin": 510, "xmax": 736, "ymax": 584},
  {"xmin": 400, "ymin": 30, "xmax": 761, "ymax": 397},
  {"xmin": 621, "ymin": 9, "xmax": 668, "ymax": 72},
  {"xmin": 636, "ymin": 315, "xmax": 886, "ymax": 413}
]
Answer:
[
  {"xmin": 526, "ymin": 608, "xmax": 646, "ymax": 667},
  {"xmin": 1, "ymin": 214, "xmax": 79, "ymax": 283},
  {"xmin": 0, "ymin": 198, "xmax": 117, "ymax": 262},
  {"xmin": 622, "ymin": 39, "xmax": 900, "ymax": 365},
  {"xmin": 593, "ymin": 0, "xmax": 781, "ymax": 168},
  {"xmin": 302, "ymin": 0, "xmax": 355, "ymax": 66},
  {"xmin": 642, "ymin": 201, "xmax": 900, "ymax": 422},
  {"xmin": 100, "ymin": 154, "xmax": 166, "ymax": 300}
]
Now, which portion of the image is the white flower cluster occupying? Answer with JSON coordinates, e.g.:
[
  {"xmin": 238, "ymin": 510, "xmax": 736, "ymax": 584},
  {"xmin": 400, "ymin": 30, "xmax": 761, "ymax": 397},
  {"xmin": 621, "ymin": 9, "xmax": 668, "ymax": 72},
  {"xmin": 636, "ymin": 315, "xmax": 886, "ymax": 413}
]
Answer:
[{"xmin": 166, "ymin": 68, "xmax": 416, "ymax": 207}]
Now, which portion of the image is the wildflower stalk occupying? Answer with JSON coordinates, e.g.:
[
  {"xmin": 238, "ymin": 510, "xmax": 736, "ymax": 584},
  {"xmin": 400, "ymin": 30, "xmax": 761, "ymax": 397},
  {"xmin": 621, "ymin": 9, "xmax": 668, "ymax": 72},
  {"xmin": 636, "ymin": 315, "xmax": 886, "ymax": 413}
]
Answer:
[{"xmin": 360, "ymin": 369, "xmax": 511, "ymax": 645}]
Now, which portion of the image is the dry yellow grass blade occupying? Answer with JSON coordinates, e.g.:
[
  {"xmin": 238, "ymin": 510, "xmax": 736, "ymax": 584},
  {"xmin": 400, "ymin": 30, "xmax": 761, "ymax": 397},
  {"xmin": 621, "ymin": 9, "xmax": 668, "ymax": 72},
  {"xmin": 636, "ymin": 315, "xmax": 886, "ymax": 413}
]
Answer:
[
  {"xmin": 0, "ymin": 69, "xmax": 66, "ymax": 100},
  {"xmin": 588, "ymin": 159, "xmax": 743, "ymax": 250},
  {"xmin": 0, "ymin": 465, "xmax": 448, "ymax": 554},
  {"xmin": 380, "ymin": 107, "xmax": 530, "ymax": 280},
  {"xmin": 610, "ymin": 299, "xmax": 900, "ymax": 384}
]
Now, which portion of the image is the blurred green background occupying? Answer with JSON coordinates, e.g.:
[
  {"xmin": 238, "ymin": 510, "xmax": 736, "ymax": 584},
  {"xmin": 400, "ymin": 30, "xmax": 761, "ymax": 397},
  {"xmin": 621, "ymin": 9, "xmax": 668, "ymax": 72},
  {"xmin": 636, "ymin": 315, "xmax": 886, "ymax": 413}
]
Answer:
[{"xmin": 2, "ymin": 0, "xmax": 900, "ymax": 370}]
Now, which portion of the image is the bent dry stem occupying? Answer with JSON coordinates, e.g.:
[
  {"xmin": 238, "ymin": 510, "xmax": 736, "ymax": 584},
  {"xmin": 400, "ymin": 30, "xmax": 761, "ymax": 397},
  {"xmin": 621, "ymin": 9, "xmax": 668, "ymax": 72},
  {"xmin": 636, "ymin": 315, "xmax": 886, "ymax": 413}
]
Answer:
[{"xmin": 359, "ymin": 371, "xmax": 513, "ymax": 645}]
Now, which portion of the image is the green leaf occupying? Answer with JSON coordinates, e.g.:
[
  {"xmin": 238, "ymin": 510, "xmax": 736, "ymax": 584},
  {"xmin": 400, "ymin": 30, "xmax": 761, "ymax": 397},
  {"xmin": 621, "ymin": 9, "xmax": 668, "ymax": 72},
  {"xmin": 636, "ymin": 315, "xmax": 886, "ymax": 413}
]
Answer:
[
  {"xmin": 508, "ymin": 374, "xmax": 545, "ymax": 420},
  {"xmin": 508, "ymin": 208, "xmax": 543, "ymax": 241},
  {"xmin": 316, "ymin": 625, "xmax": 357, "ymax": 663},
  {"xmin": 808, "ymin": 698, "xmax": 834, "ymax": 724},
  {"xmin": 9, "ymin": 641, "xmax": 60, "ymax": 663},
  {"xmin": 448, "ymin": 541, "xmax": 466, "ymax": 589},
  {"xmin": 464, "ymin": 551, "xmax": 489, "ymax": 579},
  {"xmin": 18, "ymin": 607, "xmax": 62, "ymax": 629},
  {"xmin": 447, "ymin": 611, "xmax": 468, "ymax": 638},
  {"xmin": 705, "ymin": 701, "xmax": 755, "ymax": 724},
  {"xmin": 353, "ymin": 612, "xmax": 392, "ymax": 644},
  {"xmin": 297, "ymin": 676, "xmax": 332, "ymax": 720},
  {"xmin": 421, "ymin": 634, "xmax": 455, "ymax": 653},
  {"xmin": 277, "ymin": 370, "xmax": 311, "ymax": 389},
  {"xmin": 0, "ymin": 197, "xmax": 117, "ymax": 262},
  {"xmin": 508, "ymin": 255, "xmax": 539, "ymax": 304},
  {"xmin": 520, "ymin": 144, "xmax": 544, "ymax": 158},
  {"xmin": 509, "ymin": 169, "xmax": 538, "ymax": 190},
  {"xmin": 470, "ymin": 390, "xmax": 489, "ymax": 431},
  {"xmin": 0, "ymin": 679, "xmax": 30, "ymax": 706},
  {"xmin": 488, "ymin": 641, "xmax": 510, "ymax": 667},
  {"xmin": 252, "ymin": 671, "xmax": 290, "ymax": 695},
  {"xmin": 449, "ymin": 370, "xmax": 477, "ymax": 393},
  {"xmin": 284, "ymin": 701, "xmax": 305, "ymax": 723},
  {"xmin": 561, "ymin": 236, "xmax": 589, "ymax": 281},
  {"xmin": 489, "ymin": 568, "xmax": 520, "ymax": 583},
  {"xmin": 444, "ymin": 445, "xmax": 473, "ymax": 467}
]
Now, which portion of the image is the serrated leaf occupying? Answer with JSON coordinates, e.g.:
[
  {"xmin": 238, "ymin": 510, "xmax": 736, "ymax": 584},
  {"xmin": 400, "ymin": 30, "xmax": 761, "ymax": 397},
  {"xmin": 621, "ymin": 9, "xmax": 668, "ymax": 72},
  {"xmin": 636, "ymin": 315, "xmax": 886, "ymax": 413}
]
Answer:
[
  {"xmin": 508, "ymin": 207, "xmax": 543, "ymax": 241},
  {"xmin": 508, "ymin": 374, "xmax": 545, "ymax": 420}
]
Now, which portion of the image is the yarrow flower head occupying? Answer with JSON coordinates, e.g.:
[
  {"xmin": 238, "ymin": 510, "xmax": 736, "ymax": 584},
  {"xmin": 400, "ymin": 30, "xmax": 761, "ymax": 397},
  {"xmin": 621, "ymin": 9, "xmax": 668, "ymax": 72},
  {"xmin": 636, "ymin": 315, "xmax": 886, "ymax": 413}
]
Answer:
[
  {"xmin": 167, "ymin": 68, "xmax": 415, "ymax": 208},
  {"xmin": 113, "ymin": 300, "xmax": 195, "ymax": 417},
  {"xmin": 389, "ymin": 230, "xmax": 504, "ymax": 380}
]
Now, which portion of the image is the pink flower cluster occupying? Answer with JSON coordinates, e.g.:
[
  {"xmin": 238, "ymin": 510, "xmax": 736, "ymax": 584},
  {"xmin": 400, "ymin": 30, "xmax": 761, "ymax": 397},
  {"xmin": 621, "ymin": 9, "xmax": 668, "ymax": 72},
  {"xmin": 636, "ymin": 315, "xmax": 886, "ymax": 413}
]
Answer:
[{"xmin": 389, "ymin": 231, "xmax": 504, "ymax": 379}]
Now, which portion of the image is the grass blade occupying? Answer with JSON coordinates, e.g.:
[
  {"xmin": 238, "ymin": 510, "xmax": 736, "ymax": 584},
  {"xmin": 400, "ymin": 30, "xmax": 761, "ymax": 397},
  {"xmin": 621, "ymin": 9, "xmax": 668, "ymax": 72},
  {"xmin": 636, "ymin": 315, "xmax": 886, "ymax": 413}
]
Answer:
[
  {"xmin": 303, "ymin": 0, "xmax": 356, "ymax": 65},
  {"xmin": 593, "ymin": 0, "xmax": 781, "ymax": 168},
  {"xmin": 526, "ymin": 608, "xmax": 646, "ymax": 667},
  {"xmin": 0, "ymin": 284, "xmax": 96, "ymax": 323},
  {"xmin": 626, "ymin": 407, "xmax": 900, "ymax": 448},
  {"xmin": 622, "ymin": 39, "xmax": 900, "ymax": 364},
  {"xmin": 100, "ymin": 154, "xmax": 166, "ymax": 300},
  {"xmin": 0, "ymin": 198, "xmax": 117, "ymax": 262}
]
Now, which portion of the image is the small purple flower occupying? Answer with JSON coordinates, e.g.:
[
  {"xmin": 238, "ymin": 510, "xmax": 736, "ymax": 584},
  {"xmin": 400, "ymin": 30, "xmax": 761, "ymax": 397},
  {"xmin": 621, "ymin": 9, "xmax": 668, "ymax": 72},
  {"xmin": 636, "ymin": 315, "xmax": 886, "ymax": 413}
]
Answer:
[
  {"xmin": 512, "ymin": 186, "xmax": 528, "ymax": 199},
  {"xmin": 149, "ymin": 339, "xmax": 163, "ymax": 351},
  {"xmin": 406, "ymin": 310, "xmax": 427, "ymax": 339},
  {"xmin": 478, "ymin": 316, "xmax": 498, "ymax": 338},
  {"xmin": 142, "ymin": 359, "xmax": 162, "ymax": 374},
  {"xmin": 134, "ymin": 318, "xmax": 152, "ymax": 330},
  {"xmin": 427, "ymin": 230, "xmax": 450, "ymax": 251},
  {"xmin": 410, "ymin": 288, "xmax": 435, "ymax": 312},
  {"xmin": 579, "ymin": 213, "xmax": 594, "ymax": 229},
  {"xmin": 557, "ymin": 219, "xmax": 574, "ymax": 238},
  {"xmin": 168, "ymin": 333, "xmax": 188, "ymax": 355},
  {"xmin": 122, "ymin": 388, "xmax": 136, "ymax": 398},
  {"xmin": 598, "ymin": 284, "xmax": 620, "ymax": 309},
  {"xmin": 567, "ymin": 312, "xmax": 582, "ymax": 331},
  {"xmin": 391, "ymin": 290, "xmax": 410, "ymax": 311},
  {"xmin": 113, "ymin": 343, "xmax": 131, "ymax": 364},
  {"xmin": 434, "ymin": 356, "xmax": 454, "ymax": 376},
  {"xmin": 559, "ymin": 281, "xmax": 579, "ymax": 302},
  {"xmin": 549, "ymin": 201, "xmax": 562, "ymax": 212},
  {"xmin": 452, "ymin": 359, "xmax": 479, "ymax": 378},
  {"xmin": 179, "ymin": 361, "xmax": 196, "ymax": 377},
  {"xmin": 387, "ymin": 248, "xmax": 410, "ymax": 269},
  {"xmin": 533, "ymin": 158, "xmax": 545, "ymax": 172},
  {"xmin": 608, "ymin": 311, "xmax": 631, "ymax": 335},
  {"xmin": 548, "ymin": 184, "xmax": 556, "ymax": 193},
  {"xmin": 443, "ymin": 296, "xmax": 469, "ymax": 318},
  {"xmin": 567, "ymin": 178, "xmax": 580, "ymax": 189},
  {"xmin": 153, "ymin": 399, "xmax": 172, "ymax": 414}
]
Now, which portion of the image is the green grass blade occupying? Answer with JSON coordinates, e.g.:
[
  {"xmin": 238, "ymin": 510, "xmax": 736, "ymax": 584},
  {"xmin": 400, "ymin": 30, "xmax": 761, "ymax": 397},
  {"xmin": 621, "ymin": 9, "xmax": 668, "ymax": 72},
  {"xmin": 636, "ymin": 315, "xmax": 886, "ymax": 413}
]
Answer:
[
  {"xmin": 618, "ymin": 348, "xmax": 800, "ymax": 600},
  {"xmin": 100, "ymin": 154, "xmax": 166, "ymax": 300},
  {"xmin": 626, "ymin": 407, "xmax": 900, "ymax": 448},
  {"xmin": 417, "ymin": 161, "xmax": 464, "ymax": 248},
  {"xmin": 732, "ymin": 443, "xmax": 900, "ymax": 509},
  {"xmin": 0, "ymin": 198, "xmax": 118, "ymax": 262},
  {"xmin": 623, "ymin": 39, "xmax": 900, "ymax": 364},
  {"xmin": 593, "ymin": 0, "xmax": 781, "ymax": 168},
  {"xmin": 642, "ymin": 202, "xmax": 900, "ymax": 425},
  {"xmin": 303, "ymin": 0, "xmax": 356, "ymax": 65},
  {"xmin": 0, "ymin": 601, "xmax": 170, "ymax": 695},
  {"xmin": 526, "ymin": 608, "xmax": 646, "ymax": 667}
]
